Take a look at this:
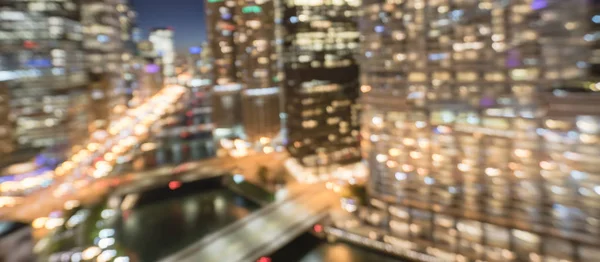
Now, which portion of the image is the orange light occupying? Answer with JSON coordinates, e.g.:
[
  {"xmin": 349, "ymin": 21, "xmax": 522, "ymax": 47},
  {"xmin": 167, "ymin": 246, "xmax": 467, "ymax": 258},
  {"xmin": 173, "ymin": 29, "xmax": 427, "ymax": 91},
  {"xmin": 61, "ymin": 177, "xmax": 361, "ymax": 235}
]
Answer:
[
  {"xmin": 313, "ymin": 224, "xmax": 323, "ymax": 233},
  {"xmin": 168, "ymin": 181, "xmax": 182, "ymax": 190}
]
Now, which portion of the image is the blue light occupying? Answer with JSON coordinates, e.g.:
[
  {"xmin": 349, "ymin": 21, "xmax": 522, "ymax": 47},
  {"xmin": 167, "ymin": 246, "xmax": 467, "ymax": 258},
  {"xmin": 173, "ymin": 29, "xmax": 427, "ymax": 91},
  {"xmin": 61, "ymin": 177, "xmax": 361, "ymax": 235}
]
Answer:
[
  {"xmin": 428, "ymin": 53, "xmax": 448, "ymax": 61},
  {"xmin": 97, "ymin": 34, "xmax": 109, "ymax": 43},
  {"xmin": 395, "ymin": 172, "xmax": 406, "ymax": 181},
  {"xmin": 26, "ymin": 59, "xmax": 52, "ymax": 68},
  {"xmin": 593, "ymin": 15, "xmax": 600, "ymax": 24},
  {"xmin": 233, "ymin": 174, "xmax": 245, "ymax": 184},
  {"xmin": 424, "ymin": 177, "xmax": 435, "ymax": 185},
  {"xmin": 450, "ymin": 10, "xmax": 463, "ymax": 21},
  {"xmin": 374, "ymin": 25, "xmax": 384, "ymax": 33},
  {"xmin": 189, "ymin": 46, "xmax": 202, "ymax": 54},
  {"xmin": 531, "ymin": 0, "xmax": 547, "ymax": 10},
  {"xmin": 290, "ymin": 16, "xmax": 298, "ymax": 23}
]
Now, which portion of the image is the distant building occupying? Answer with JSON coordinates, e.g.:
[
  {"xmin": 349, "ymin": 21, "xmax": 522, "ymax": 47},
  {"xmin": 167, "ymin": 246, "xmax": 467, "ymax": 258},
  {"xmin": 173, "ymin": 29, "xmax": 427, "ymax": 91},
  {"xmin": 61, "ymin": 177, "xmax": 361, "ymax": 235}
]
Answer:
[
  {"xmin": 149, "ymin": 27, "xmax": 176, "ymax": 77},
  {"xmin": 0, "ymin": 0, "xmax": 89, "ymax": 163},
  {"xmin": 282, "ymin": 0, "xmax": 362, "ymax": 167}
]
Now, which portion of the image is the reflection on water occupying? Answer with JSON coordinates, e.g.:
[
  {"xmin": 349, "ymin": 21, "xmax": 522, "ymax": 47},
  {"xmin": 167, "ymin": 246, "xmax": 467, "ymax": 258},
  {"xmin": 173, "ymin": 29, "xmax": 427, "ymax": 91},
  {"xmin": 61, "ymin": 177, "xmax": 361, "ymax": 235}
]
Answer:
[
  {"xmin": 298, "ymin": 242, "xmax": 403, "ymax": 262},
  {"xmin": 271, "ymin": 233, "xmax": 403, "ymax": 262},
  {"xmin": 115, "ymin": 189, "xmax": 259, "ymax": 262}
]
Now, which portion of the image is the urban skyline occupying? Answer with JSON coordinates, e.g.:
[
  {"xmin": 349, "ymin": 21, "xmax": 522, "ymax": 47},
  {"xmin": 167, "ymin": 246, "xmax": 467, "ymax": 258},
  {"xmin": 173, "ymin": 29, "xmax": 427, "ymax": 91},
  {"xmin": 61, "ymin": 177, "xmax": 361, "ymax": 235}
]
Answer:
[{"xmin": 1, "ymin": 0, "xmax": 600, "ymax": 262}]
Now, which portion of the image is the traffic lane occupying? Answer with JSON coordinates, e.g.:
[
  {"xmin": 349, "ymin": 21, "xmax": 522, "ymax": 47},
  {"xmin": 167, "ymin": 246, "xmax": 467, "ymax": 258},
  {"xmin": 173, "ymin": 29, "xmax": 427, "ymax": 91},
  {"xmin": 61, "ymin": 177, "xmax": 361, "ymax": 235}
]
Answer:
[{"xmin": 173, "ymin": 189, "xmax": 338, "ymax": 262}]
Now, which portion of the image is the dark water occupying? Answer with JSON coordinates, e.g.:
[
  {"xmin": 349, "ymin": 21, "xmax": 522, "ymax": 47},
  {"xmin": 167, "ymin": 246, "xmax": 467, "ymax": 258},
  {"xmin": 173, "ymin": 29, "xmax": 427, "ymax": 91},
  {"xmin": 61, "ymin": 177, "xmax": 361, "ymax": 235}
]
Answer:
[
  {"xmin": 116, "ymin": 188, "xmax": 259, "ymax": 262},
  {"xmin": 270, "ymin": 233, "xmax": 404, "ymax": 262}
]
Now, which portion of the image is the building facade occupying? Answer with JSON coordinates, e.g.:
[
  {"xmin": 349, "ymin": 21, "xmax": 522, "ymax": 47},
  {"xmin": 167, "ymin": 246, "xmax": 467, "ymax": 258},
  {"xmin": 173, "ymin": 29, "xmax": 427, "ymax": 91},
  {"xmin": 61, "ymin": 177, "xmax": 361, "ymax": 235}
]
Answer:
[
  {"xmin": 212, "ymin": 83, "xmax": 243, "ymax": 136},
  {"xmin": 359, "ymin": 0, "xmax": 600, "ymax": 261},
  {"xmin": 0, "ymin": 1, "xmax": 89, "ymax": 163},
  {"xmin": 81, "ymin": 0, "xmax": 128, "ymax": 129},
  {"xmin": 205, "ymin": 0, "xmax": 237, "ymax": 85},
  {"xmin": 282, "ymin": 0, "xmax": 362, "ymax": 167},
  {"xmin": 234, "ymin": 0, "xmax": 282, "ymax": 142}
]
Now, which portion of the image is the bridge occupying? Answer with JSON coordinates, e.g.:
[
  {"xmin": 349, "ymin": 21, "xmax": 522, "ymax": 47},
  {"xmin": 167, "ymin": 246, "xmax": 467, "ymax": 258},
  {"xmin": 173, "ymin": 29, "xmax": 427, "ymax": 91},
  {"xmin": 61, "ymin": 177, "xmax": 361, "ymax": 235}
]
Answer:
[
  {"xmin": 160, "ymin": 183, "xmax": 338, "ymax": 262},
  {"xmin": 0, "ymin": 152, "xmax": 287, "ymax": 223}
]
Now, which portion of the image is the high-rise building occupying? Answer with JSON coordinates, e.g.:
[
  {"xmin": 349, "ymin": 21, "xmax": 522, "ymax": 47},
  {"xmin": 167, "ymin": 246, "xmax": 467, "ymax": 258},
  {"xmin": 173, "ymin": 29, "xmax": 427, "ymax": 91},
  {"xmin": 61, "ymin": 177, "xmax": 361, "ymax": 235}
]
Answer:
[
  {"xmin": 0, "ymin": 1, "xmax": 89, "ymax": 164},
  {"xmin": 282, "ymin": 0, "xmax": 362, "ymax": 167},
  {"xmin": 205, "ymin": 0, "xmax": 245, "ymax": 138},
  {"xmin": 149, "ymin": 27, "xmax": 175, "ymax": 78},
  {"xmin": 205, "ymin": 0, "xmax": 237, "ymax": 85},
  {"xmin": 117, "ymin": 0, "xmax": 137, "ymax": 54},
  {"xmin": 81, "ymin": 0, "xmax": 128, "ymax": 129},
  {"xmin": 359, "ymin": 0, "xmax": 600, "ymax": 261},
  {"xmin": 235, "ymin": 0, "xmax": 282, "ymax": 142}
]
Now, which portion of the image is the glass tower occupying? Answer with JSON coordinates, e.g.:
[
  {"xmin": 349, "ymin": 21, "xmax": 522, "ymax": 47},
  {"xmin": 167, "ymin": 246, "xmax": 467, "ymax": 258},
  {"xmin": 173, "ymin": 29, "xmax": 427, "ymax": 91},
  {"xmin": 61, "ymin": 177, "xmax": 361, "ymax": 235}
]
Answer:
[{"xmin": 282, "ymin": 0, "xmax": 362, "ymax": 167}]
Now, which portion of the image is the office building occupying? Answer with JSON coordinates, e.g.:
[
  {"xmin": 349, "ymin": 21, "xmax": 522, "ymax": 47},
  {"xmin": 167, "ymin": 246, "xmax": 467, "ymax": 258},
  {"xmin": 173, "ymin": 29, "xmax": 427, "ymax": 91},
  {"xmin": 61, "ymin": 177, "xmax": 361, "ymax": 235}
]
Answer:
[
  {"xmin": 0, "ymin": 1, "xmax": 89, "ymax": 164},
  {"xmin": 149, "ymin": 27, "xmax": 175, "ymax": 78},
  {"xmin": 235, "ymin": 0, "xmax": 282, "ymax": 142},
  {"xmin": 81, "ymin": 0, "xmax": 128, "ymax": 129},
  {"xmin": 359, "ymin": 0, "xmax": 600, "ymax": 261},
  {"xmin": 282, "ymin": 0, "xmax": 362, "ymax": 167},
  {"xmin": 205, "ymin": 0, "xmax": 236, "ymax": 85}
]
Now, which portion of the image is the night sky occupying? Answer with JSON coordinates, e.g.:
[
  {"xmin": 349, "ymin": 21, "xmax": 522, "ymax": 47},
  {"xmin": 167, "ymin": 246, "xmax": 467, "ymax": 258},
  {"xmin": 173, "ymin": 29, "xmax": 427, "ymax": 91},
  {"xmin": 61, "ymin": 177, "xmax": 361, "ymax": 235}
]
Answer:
[{"xmin": 131, "ymin": 0, "xmax": 207, "ymax": 52}]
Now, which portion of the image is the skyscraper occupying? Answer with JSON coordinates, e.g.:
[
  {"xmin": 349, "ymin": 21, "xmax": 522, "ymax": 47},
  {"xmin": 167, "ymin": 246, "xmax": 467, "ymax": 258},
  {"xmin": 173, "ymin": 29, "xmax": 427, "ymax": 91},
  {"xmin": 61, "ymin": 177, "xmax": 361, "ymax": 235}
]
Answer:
[
  {"xmin": 0, "ymin": 1, "xmax": 89, "ymax": 164},
  {"xmin": 235, "ymin": 0, "xmax": 282, "ymax": 142},
  {"xmin": 282, "ymin": 0, "xmax": 362, "ymax": 167},
  {"xmin": 81, "ymin": 0, "xmax": 128, "ymax": 129},
  {"xmin": 359, "ymin": 0, "xmax": 600, "ymax": 260},
  {"xmin": 149, "ymin": 27, "xmax": 176, "ymax": 78},
  {"xmin": 205, "ymin": 0, "xmax": 237, "ymax": 85}
]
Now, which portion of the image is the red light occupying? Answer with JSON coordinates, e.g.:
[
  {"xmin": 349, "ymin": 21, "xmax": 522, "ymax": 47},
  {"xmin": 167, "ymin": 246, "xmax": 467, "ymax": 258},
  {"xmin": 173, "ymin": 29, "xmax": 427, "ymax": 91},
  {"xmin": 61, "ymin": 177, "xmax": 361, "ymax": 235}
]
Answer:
[
  {"xmin": 23, "ymin": 40, "xmax": 37, "ymax": 49},
  {"xmin": 186, "ymin": 111, "xmax": 193, "ymax": 117},
  {"xmin": 168, "ymin": 181, "xmax": 182, "ymax": 190},
  {"xmin": 313, "ymin": 224, "xmax": 323, "ymax": 233},
  {"xmin": 123, "ymin": 210, "xmax": 131, "ymax": 220},
  {"xmin": 257, "ymin": 257, "xmax": 271, "ymax": 262}
]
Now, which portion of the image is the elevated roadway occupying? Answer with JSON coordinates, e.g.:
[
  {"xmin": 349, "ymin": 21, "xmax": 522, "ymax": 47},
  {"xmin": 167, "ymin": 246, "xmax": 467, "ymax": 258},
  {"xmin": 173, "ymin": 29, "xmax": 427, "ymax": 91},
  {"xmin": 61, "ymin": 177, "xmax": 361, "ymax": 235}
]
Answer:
[{"xmin": 160, "ymin": 183, "xmax": 337, "ymax": 262}]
